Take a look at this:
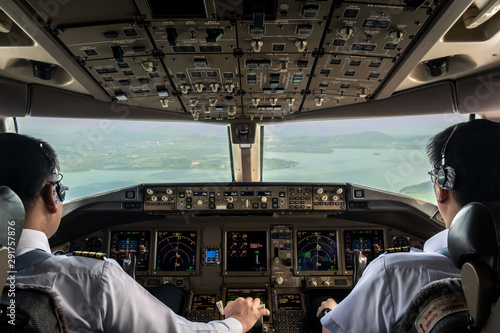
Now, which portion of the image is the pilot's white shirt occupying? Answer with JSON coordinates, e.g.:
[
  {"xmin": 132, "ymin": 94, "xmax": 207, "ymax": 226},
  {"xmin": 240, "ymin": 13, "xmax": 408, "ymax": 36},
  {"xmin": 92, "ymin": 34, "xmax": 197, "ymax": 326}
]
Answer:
[
  {"xmin": 321, "ymin": 229, "xmax": 460, "ymax": 333},
  {"xmin": 15, "ymin": 229, "xmax": 242, "ymax": 333}
]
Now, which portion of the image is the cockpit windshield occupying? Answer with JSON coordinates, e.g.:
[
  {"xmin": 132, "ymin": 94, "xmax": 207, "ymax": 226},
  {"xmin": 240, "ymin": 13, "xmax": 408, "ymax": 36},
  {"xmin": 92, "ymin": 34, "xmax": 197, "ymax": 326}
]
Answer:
[
  {"xmin": 17, "ymin": 117, "xmax": 232, "ymax": 201},
  {"xmin": 263, "ymin": 114, "xmax": 469, "ymax": 203},
  {"xmin": 18, "ymin": 113, "xmax": 468, "ymax": 203}
]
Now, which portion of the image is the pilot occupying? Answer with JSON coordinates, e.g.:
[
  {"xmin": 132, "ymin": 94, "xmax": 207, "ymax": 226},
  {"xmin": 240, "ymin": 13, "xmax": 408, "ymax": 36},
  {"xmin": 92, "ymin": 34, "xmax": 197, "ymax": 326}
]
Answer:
[
  {"xmin": 316, "ymin": 119, "xmax": 500, "ymax": 332},
  {"xmin": 0, "ymin": 133, "xmax": 270, "ymax": 332}
]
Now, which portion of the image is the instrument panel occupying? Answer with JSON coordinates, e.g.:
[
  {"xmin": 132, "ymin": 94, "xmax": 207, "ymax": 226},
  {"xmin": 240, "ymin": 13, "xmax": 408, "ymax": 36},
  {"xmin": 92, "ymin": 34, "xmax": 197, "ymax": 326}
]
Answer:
[
  {"xmin": 62, "ymin": 182, "xmax": 437, "ymax": 332},
  {"xmin": 143, "ymin": 184, "xmax": 347, "ymax": 211},
  {"xmin": 74, "ymin": 226, "xmax": 415, "ymax": 278}
]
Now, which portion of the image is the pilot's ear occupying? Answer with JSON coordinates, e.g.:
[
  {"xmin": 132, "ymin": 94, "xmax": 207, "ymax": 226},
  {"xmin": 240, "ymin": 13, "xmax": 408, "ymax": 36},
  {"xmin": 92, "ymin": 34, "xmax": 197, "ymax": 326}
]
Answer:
[
  {"xmin": 41, "ymin": 184, "xmax": 59, "ymax": 214},
  {"xmin": 435, "ymin": 186, "xmax": 449, "ymax": 203}
]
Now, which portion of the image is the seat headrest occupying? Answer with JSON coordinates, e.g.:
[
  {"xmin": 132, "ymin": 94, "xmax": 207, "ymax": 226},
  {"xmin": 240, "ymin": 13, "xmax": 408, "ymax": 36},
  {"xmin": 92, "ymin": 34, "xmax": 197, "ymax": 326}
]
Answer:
[
  {"xmin": 0, "ymin": 186, "xmax": 25, "ymax": 247},
  {"xmin": 448, "ymin": 202, "xmax": 500, "ymax": 294}
]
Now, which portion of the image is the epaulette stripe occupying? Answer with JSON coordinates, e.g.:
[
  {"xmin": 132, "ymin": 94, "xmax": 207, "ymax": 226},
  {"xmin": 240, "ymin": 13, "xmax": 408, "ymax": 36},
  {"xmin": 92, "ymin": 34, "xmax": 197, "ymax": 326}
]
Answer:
[
  {"xmin": 385, "ymin": 246, "xmax": 411, "ymax": 254},
  {"xmin": 72, "ymin": 251, "xmax": 107, "ymax": 260}
]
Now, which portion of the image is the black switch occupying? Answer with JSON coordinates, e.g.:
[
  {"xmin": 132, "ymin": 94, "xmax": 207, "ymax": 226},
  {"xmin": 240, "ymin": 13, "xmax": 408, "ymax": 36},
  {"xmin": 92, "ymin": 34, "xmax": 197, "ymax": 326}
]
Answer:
[
  {"xmin": 253, "ymin": 11, "xmax": 265, "ymax": 29},
  {"xmin": 110, "ymin": 46, "xmax": 124, "ymax": 63},
  {"xmin": 286, "ymin": 258, "xmax": 292, "ymax": 266},
  {"xmin": 206, "ymin": 28, "xmax": 223, "ymax": 43},
  {"xmin": 166, "ymin": 28, "xmax": 178, "ymax": 46},
  {"xmin": 194, "ymin": 58, "xmax": 208, "ymax": 67},
  {"xmin": 103, "ymin": 31, "xmax": 118, "ymax": 38},
  {"xmin": 156, "ymin": 85, "xmax": 169, "ymax": 97}
]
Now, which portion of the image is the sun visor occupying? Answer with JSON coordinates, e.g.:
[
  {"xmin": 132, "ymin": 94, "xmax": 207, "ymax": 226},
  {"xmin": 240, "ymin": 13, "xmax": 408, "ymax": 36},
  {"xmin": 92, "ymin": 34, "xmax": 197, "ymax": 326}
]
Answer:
[
  {"xmin": 0, "ymin": 77, "xmax": 28, "ymax": 117},
  {"xmin": 456, "ymin": 69, "xmax": 500, "ymax": 116}
]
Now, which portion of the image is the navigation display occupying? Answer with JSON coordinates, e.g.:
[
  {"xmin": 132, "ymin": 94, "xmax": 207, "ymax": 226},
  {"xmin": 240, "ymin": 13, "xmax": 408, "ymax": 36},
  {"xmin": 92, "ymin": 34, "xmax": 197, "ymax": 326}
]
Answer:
[
  {"xmin": 277, "ymin": 294, "xmax": 302, "ymax": 310},
  {"xmin": 109, "ymin": 231, "xmax": 150, "ymax": 271},
  {"xmin": 296, "ymin": 230, "xmax": 338, "ymax": 272},
  {"xmin": 191, "ymin": 294, "xmax": 217, "ymax": 311},
  {"xmin": 156, "ymin": 231, "xmax": 197, "ymax": 272},
  {"xmin": 344, "ymin": 229, "xmax": 385, "ymax": 270},
  {"xmin": 225, "ymin": 231, "xmax": 268, "ymax": 272}
]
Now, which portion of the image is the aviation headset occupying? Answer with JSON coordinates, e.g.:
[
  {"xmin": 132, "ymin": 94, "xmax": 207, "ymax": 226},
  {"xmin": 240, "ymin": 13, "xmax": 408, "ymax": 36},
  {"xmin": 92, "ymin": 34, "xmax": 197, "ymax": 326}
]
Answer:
[
  {"xmin": 39, "ymin": 141, "xmax": 67, "ymax": 203},
  {"xmin": 436, "ymin": 125, "xmax": 458, "ymax": 190}
]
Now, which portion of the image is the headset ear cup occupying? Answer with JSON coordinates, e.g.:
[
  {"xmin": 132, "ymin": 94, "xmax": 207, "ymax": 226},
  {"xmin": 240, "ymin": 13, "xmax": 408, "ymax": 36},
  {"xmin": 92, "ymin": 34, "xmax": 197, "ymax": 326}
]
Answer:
[{"xmin": 437, "ymin": 167, "xmax": 447, "ymax": 188}]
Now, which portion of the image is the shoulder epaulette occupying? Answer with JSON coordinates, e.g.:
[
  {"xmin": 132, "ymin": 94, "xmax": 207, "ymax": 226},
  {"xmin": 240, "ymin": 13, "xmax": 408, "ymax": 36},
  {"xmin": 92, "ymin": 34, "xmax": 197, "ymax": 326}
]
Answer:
[
  {"xmin": 72, "ymin": 251, "xmax": 107, "ymax": 260},
  {"xmin": 385, "ymin": 246, "xmax": 411, "ymax": 254}
]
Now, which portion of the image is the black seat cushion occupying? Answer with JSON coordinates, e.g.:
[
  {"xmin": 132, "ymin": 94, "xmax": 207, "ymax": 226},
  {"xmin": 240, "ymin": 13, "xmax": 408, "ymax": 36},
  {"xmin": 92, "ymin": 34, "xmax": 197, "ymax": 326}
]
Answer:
[
  {"xmin": 0, "ymin": 284, "xmax": 68, "ymax": 333},
  {"xmin": 399, "ymin": 278, "xmax": 469, "ymax": 333}
]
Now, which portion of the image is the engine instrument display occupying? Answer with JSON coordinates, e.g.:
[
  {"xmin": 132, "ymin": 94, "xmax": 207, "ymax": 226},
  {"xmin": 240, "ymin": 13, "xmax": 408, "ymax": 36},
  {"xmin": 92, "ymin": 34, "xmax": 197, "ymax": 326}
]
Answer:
[
  {"xmin": 296, "ymin": 230, "xmax": 338, "ymax": 272},
  {"xmin": 277, "ymin": 294, "xmax": 302, "ymax": 310},
  {"xmin": 225, "ymin": 231, "xmax": 268, "ymax": 272},
  {"xmin": 191, "ymin": 294, "xmax": 217, "ymax": 311},
  {"xmin": 344, "ymin": 229, "xmax": 385, "ymax": 270},
  {"xmin": 225, "ymin": 288, "xmax": 268, "ymax": 306},
  {"xmin": 156, "ymin": 231, "xmax": 197, "ymax": 272},
  {"xmin": 109, "ymin": 231, "xmax": 150, "ymax": 271}
]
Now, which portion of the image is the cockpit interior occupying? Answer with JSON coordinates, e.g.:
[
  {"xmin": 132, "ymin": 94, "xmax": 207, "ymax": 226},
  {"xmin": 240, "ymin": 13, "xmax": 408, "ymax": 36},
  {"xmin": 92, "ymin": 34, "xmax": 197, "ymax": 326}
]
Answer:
[{"xmin": 1, "ymin": 0, "xmax": 500, "ymax": 331}]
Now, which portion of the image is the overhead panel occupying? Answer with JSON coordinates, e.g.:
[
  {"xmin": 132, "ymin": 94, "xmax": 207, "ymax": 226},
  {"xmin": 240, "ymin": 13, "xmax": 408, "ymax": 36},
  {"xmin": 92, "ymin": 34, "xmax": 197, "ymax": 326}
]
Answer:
[
  {"xmin": 323, "ymin": 2, "xmax": 434, "ymax": 58},
  {"xmin": 58, "ymin": 23, "xmax": 153, "ymax": 61},
  {"xmin": 33, "ymin": 0, "xmax": 442, "ymax": 121}
]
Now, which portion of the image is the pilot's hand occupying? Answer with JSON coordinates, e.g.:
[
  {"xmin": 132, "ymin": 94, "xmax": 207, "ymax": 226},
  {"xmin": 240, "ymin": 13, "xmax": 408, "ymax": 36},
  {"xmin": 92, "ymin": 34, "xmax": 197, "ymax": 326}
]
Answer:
[
  {"xmin": 316, "ymin": 298, "xmax": 338, "ymax": 317},
  {"xmin": 224, "ymin": 297, "xmax": 270, "ymax": 332}
]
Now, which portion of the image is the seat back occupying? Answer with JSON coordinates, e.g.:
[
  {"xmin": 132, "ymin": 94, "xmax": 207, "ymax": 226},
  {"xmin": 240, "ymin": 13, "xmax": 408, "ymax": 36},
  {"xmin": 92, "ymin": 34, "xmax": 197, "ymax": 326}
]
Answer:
[
  {"xmin": 400, "ymin": 202, "xmax": 500, "ymax": 333},
  {"xmin": 448, "ymin": 202, "xmax": 500, "ymax": 332},
  {"xmin": 0, "ymin": 186, "xmax": 25, "ymax": 287},
  {"xmin": 0, "ymin": 186, "xmax": 68, "ymax": 332}
]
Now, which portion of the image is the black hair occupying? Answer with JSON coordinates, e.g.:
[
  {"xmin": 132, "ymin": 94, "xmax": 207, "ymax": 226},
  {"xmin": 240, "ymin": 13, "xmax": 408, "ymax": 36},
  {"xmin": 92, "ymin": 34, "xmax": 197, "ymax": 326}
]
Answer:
[
  {"xmin": 427, "ymin": 119, "xmax": 500, "ymax": 207},
  {"xmin": 0, "ymin": 133, "xmax": 60, "ymax": 215}
]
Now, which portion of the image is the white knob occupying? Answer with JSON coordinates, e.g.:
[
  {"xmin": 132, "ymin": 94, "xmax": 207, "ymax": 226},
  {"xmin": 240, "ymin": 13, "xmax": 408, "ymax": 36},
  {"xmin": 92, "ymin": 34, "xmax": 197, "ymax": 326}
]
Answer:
[
  {"xmin": 225, "ymin": 83, "xmax": 235, "ymax": 93},
  {"xmin": 339, "ymin": 26, "xmax": 353, "ymax": 40},
  {"xmin": 228, "ymin": 106, "xmax": 237, "ymax": 116},
  {"xmin": 336, "ymin": 188, "xmax": 343, "ymax": 195},
  {"xmin": 146, "ymin": 189, "xmax": 154, "ymax": 195},
  {"xmin": 197, "ymin": 200, "xmax": 203, "ymax": 205},
  {"xmin": 194, "ymin": 83, "xmax": 204, "ymax": 92},
  {"xmin": 323, "ymin": 280, "xmax": 331, "ymax": 287},
  {"xmin": 279, "ymin": 61, "xmax": 288, "ymax": 72},
  {"xmin": 276, "ymin": 276, "xmax": 284, "ymax": 285},
  {"xmin": 261, "ymin": 197, "xmax": 268, "ymax": 203},
  {"xmin": 210, "ymin": 83, "xmax": 219, "ymax": 92},
  {"xmin": 315, "ymin": 97, "xmax": 324, "ymax": 107},
  {"xmin": 322, "ymin": 195, "xmax": 329, "ymax": 202},
  {"xmin": 317, "ymin": 188, "xmax": 324, "ymax": 194},
  {"xmin": 251, "ymin": 40, "xmax": 263, "ymax": 52},
  {"xmin": 295, "ymin": 40, "xmax": 307, "ymax": 52},
  {"xmin": 151, "ymin": 196, "xmax": 157, "ymax": 202},
  {"xmin": 310, "ymin": 280, "xmax": 317, "ymax": 287}
]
